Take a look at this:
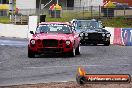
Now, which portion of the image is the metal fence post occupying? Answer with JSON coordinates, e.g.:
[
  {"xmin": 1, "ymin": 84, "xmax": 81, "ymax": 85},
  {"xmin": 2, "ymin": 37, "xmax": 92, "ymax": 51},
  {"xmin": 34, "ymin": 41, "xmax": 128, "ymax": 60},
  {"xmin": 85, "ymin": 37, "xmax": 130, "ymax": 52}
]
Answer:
[
  {"xmin": 21, "ymin": 15, "xmax": 22, "ymax": 24},
  {"xmin": 55, "ymin": 10, "xmax": 56, "ymax": 18},
  {"xmin": 91, "ymin": 6, "xmax": 93, "ymax": 18},
  {"xmin": 10, "ymin": 15, "xmax": 12, "ymax": 23},
  {"xmin": 107, "ymin": 8, "xmax": 108, "ymax": 18},
  {"xmin": 30, "ymin": 8, "xmax": 31, "ymax": 16},
  {"xmin": 38, "ymin": 0, "xmax": 42, "ymax": 23},
  {"xmin": 9, "ymin": 0, "xmax": 14, "ymax": 23},
  {"xmin": 99, "ymin": 5, "xmax": 101, "ymax": 18},
  {"xmin": 115, "ymin": 9, "xmax": 116, "ymax": 17},
  {"xmin": 124, "ymin": 7, "xmax": 125, "ymax": 18},
  {"xmin": 15, "ymin": 15, "xmax": 16, "ymax": 24},
  {"xmin": 83, "ymin": 6, "xmax": 84, "ymax": 19}
]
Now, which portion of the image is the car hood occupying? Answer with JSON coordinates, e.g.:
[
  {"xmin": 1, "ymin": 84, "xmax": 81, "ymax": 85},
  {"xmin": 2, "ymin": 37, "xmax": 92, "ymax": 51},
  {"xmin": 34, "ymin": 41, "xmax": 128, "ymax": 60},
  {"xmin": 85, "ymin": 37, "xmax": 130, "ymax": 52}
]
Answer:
[
  {"xmin": 76, "ymin": 28, "xmax": 105, "ymax": 33},
  {"xmin": 32, "ymin": 33, "xmax": 74, "ymax": 40}
]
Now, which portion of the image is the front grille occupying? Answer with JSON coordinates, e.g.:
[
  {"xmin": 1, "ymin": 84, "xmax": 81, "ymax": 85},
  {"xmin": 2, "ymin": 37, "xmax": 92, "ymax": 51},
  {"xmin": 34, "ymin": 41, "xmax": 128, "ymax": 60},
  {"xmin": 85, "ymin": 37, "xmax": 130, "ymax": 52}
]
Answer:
[
  {"xmin": 43, "ymin": 39, "xmax": 58, "ymax": 47},
  {"xmin": 88, "ymin": 33, "xmax": 102, "ymax": 40},
  {"xmin": 40, "ymin": 48, "xmax": 63, "ymax": 53}
]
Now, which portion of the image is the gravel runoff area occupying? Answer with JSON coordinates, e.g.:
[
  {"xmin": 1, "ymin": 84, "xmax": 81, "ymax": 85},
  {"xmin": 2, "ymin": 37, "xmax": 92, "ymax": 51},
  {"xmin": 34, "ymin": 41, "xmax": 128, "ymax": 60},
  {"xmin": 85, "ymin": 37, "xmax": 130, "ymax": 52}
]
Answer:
[{"xmin": 0, "ymin": 81, "xmax": 132, "ymax": 88}]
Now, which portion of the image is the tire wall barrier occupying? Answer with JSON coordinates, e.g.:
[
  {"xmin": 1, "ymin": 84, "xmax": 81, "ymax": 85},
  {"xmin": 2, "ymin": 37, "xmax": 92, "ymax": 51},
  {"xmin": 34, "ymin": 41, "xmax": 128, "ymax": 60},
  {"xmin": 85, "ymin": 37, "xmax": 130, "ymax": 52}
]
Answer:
[
  {"xmin": 113, "ymin": 28, "xmax": 123, "ymax": 45},
  {"xmin": 121, "ymin": 28, "xmax": 132, "ymax": 46},
  {"xmin": 105, "ymin": 27, "xmax": 132, "ymax": 46}
]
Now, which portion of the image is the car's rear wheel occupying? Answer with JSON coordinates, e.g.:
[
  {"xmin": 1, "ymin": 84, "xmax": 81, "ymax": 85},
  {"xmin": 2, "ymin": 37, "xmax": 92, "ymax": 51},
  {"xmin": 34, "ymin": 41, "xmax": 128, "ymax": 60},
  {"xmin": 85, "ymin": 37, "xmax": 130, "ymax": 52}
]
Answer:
[
  {"xmin": 75, "ymin": 45, "xmax": 80, "ymax": 55},
  {"xmin": 80, "ymin": 41, "xmax": 85, "ymax": 46},
  {"xmin": 28, "ymin": 46, "xmax": 35, "ymax": 58}
]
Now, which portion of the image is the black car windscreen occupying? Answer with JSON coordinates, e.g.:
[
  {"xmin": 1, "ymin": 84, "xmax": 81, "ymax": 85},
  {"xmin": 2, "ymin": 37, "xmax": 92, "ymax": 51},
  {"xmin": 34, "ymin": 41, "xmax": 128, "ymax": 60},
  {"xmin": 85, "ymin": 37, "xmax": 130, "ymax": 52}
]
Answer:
[{"xmin": 76, "ymin": 21, "xmax": 99, "ymax": 29}]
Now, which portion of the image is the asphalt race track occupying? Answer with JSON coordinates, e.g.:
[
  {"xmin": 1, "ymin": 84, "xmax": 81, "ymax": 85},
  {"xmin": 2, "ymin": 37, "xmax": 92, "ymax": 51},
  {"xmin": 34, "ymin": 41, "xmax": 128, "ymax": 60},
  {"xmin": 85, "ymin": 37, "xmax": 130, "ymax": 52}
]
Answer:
[{"xmin": 0, "ymin": 37, "xmax": 132, "ymax": 86}]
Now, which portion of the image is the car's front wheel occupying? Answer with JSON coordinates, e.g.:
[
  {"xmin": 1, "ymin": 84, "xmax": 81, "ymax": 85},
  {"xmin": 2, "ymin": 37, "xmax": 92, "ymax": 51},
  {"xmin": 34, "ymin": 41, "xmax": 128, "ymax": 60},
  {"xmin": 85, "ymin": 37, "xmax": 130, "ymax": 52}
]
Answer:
[
  {"xmin": 69, "ymin": 47, "xmax": 76, "ymax": 57},
  {"xmin": 80, "ymin": 41, "xmax": 85, "ymax": 46},
  {"xmin": 28, "ymin": 46, "xmax": 35, "ymax": 58},
  {"xmin": 75, "ymin": 45, "xmax": 80, "ymax": 55},
  {"xmin": 93, "ymin": 43, "xmax": 97, "ymax": 46},
  {"xmin": 104, "ymin": 41, "xmax": 110, "ymax": 46}
]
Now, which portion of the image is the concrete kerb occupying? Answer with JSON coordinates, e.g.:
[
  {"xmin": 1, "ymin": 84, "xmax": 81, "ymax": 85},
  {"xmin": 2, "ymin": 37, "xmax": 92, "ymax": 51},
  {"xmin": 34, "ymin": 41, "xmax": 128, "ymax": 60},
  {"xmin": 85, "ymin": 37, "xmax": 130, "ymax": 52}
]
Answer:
[{"xmin": 0, "ymin": 23, "xmax": 28, "ymax": 39}]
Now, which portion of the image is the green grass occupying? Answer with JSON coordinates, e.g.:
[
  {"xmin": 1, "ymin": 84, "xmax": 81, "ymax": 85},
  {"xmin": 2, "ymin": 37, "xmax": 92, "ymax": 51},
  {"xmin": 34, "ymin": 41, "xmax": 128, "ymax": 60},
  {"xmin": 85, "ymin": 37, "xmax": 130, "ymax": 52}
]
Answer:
[
  {"xmin": 45, "ymin": 11, "xmax": 132, "ymax": 28},
  {"xmin": 45, "ymin": 11, "xmax": 95, "ymax": 22},
  {"xmin": 0, "ymin": 14, "xmax": 132, "ymax": 28},
  {"xmin": 46, "ymin": 16, "xmax": 132, "ymax": 28},
  {"xmin": 0, "ymin": 16, "xmax": 10, "ymax": 24},
  {"xmin": 101, "ymin": 17, "xmax": 132, "ymax": 28}
]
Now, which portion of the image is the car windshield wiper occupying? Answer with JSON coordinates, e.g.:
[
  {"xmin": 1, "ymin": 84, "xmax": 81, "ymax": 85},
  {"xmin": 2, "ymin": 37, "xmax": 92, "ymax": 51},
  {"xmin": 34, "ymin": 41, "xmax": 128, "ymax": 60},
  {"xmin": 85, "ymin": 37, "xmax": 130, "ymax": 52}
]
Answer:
[
  {"xmin": 63, "ymin": 32, "xmax": 72, "ymax": 34},
  {"xmin": 40, "ymin": 31, "xmax": 48, "ymax": 33}
]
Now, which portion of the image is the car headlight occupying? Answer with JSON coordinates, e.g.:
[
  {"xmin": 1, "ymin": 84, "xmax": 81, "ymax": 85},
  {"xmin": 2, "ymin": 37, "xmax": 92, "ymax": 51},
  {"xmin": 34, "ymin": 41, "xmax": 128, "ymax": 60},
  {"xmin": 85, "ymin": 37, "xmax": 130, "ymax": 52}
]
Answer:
[
  {"xmin": 66, "ymin": 40, "xmax": 71, "ymax": 45},
  {"xmin": 80, "ymin": 33, "xmax": 84, "ymax": 37},
  {"xmin": 102, "ymin": 33, "xmax": 105, "ymax": 37},
  {"xmin": 30, "ymin": 39, "xmax": 35, "ymax": 45},
  {"xmin": 106, "ymin": 34, "xmax": 111, "ymax": 37},
  {"xmin": 85, "ymin": 33, "xmax": 88, "ymax": 36}
]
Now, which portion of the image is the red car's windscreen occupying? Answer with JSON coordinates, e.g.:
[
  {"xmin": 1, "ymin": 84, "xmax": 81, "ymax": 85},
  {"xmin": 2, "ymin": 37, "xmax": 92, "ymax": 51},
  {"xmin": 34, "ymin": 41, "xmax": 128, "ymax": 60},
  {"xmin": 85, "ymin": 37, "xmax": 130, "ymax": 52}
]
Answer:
[{"xmin": 36, "ymin": 24, "xmax": 72, "ymax": 34}]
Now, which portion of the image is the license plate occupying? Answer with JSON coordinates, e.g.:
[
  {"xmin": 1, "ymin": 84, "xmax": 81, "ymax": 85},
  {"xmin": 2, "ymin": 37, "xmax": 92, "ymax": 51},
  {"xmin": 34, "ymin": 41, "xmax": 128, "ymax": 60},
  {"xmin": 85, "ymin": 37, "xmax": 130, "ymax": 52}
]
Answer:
[{"xmin": 85, "ymin": 37, "xmax": 88, "ymax": 39}]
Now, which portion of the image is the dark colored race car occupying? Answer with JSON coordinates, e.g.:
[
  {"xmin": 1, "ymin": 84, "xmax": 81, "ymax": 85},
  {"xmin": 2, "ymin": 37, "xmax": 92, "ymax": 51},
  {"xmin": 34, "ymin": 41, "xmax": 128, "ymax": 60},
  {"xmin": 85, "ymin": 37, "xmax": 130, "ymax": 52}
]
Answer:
[
  {"xmin": 28, "ymin": 22, "xmax": 80, "ymax": 58},
  {"xmin": 71, "ymin": 19, "xmax": 111, "ymax": 46}
]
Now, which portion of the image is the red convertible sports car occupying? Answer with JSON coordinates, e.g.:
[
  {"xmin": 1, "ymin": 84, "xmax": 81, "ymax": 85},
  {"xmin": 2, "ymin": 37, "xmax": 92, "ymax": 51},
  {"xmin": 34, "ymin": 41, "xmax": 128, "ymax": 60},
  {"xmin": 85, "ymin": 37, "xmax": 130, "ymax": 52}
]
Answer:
[{"xmin": 28, "ymin": 22, "xmax": 80, "ymax": 58}]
